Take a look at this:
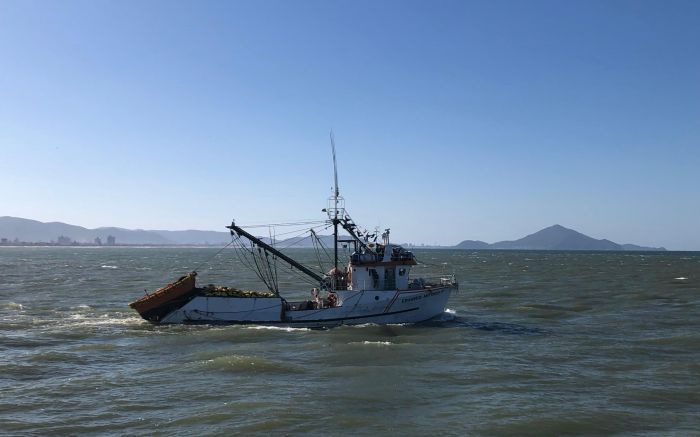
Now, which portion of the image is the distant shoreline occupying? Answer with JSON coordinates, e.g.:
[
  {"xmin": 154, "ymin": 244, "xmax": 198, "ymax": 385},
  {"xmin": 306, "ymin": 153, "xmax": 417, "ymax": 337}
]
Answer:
[
  {"xmin": 0, "ymin": 243, "xmax": 229, "ymax": 248},
  {"xmin": 0, "ymin": 244, "xmax": 687, "ymax": 252},
  {"xmin": 0, "ymin": 243, "xmax": 445, "ymax": 249},
  {"xmin": 0, "ymin": 217, "xmax": 676, "ymax": 250}
]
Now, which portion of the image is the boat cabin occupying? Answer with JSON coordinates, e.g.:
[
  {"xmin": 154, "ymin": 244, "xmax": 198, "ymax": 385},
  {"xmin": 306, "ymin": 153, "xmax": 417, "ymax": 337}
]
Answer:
[{"xmin": 344, "ymin": 244, "xmax": 417, "ymax": 291}]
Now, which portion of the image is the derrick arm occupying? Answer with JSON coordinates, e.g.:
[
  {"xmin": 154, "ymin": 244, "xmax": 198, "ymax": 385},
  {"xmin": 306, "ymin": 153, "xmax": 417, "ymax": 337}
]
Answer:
[{"xmin": 226, "ymin": 221, "xmax": 326, "ymax": 285}]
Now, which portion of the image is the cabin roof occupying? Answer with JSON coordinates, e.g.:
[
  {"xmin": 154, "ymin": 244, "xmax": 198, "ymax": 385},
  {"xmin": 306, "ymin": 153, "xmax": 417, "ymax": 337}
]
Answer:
[{"xmin": 350, "ymin": 259, "xmax": 417, "ymax": 267}]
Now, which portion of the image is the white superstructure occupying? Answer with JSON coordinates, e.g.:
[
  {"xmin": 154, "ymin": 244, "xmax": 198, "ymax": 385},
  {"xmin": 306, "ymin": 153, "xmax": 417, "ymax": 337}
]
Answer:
[{"xmin": 155, "ymin": 235, "xmax": 456, "ymax": 327}]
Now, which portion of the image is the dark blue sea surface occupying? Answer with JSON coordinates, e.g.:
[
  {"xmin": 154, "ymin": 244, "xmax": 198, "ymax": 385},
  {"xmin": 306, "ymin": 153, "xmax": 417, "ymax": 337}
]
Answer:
[{"xmin": 1, "ymin": 247, "xmax": 699, "ymax": 435}]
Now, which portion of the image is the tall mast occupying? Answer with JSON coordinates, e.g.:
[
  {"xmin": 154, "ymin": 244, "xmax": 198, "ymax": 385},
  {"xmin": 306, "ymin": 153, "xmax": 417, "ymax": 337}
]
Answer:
[{"xmin": 330, "ymin": 130, "xmax": 339, "ymax": 272}]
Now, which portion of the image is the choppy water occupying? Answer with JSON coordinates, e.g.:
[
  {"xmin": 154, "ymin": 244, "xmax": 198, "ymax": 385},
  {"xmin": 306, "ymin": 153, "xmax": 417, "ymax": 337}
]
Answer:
[{"xmin": 1, "ymin": 247, "xmax": 699, "ymax": 436}]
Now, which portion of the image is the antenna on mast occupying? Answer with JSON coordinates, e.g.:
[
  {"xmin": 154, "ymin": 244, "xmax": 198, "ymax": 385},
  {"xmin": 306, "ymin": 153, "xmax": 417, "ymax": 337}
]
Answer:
[{"xmin": 330, "ymin": 130, "xmax": 339, "ymax": 199}]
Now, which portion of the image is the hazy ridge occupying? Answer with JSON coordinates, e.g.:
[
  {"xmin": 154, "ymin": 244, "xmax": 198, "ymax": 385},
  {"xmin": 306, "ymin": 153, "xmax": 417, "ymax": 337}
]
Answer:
[
  {"xmin": 0, "ymin": 217, "xmax": 666, "ymax": 250},
  {"xmin": 455, "ymin": 224, "xmax": 666, "ymax": 251}
]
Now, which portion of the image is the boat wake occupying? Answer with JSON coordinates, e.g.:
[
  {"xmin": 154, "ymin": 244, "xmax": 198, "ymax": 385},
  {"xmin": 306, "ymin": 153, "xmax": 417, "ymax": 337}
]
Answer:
[
  {"xmin": 243, "ymin": 325, "xmax": 311, "ymax": 333},
  {"xmin": 63, "ymin": 312, "xmax": 147, "ymax": 329}
]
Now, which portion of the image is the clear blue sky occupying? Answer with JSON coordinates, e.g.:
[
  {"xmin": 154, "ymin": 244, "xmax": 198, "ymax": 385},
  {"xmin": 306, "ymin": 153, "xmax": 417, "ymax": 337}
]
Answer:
[{"xmin": 1, "ymin": 0, "xmax": 698, "ymax": 249}]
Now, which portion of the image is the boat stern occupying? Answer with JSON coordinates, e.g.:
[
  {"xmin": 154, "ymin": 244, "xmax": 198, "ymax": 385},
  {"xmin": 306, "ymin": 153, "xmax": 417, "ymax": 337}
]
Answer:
[{"xmin": 129, "ymin": 272, "xmax": 199, "ymax": 323}]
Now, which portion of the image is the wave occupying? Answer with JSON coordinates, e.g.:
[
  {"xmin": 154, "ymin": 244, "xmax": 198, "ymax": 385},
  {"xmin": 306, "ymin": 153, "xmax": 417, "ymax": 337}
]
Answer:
[
  {"xmin": 61, "ymin": 312, "xmax": 147, "ymax": 329},
  {"xmin": 27, "ymin": 350, "xmax": 88, "ymax": 364},
  {"xmin": 351, "ymin": 340, "xmax": 393, "ymax": 346},
  {"xmin": 199, "ymin": 354, "xmax": 298, "ymax": 374},
  {"xmin": 100, "ymin": 265, "xmax": 118, "ymax": 269},
  {"xmin": 419, "ymin": 315, "xmax": 542, "ymax": 335},
  {"xmin": 637, "ymin": 333, "xmax": 700, "ymax": 348},
  {"xmin": 337, "ymin": 322, "xmax": 411, "ymax": 330},
  {"xmin": 1, "ymin": 302, "xmax": 24, "ymax": 310}
]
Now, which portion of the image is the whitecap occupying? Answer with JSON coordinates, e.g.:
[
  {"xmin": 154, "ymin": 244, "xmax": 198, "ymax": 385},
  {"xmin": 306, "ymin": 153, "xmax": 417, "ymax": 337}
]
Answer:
[
  {"xmin": 101, "ymin": 265, "xmax": 118, "ymax": 269},
  {"xmin": 200, "ymin": 354, "xmax": 294, "ymax": 373},
  {"xmin": 82, "ymin": 316, "xmax": 145, "ymax": 327},
  {"xmin": 2, "ymin": 302, "xmax": 24, "ymax": 310},
  {"xmin": 361, "ymin": 341, "xmax": 392, "ymax": 345},
  {"xmin": 674, "ymin": 277, "xmax": 688, "ymax": 280},
  {"xmin": 63, "ymin": 312, "xmax": 145, "ymax": 327},
  {"xmin": 347, "ymin": 323, "xmax": 378, "ymax": 328},
  {"xmin": 244, "ymin": 325, "xmax": 310, "ymax": 332}
]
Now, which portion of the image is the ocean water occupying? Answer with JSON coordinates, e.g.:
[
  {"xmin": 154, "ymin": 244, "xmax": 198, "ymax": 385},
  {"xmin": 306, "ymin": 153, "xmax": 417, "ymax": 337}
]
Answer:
[{"xmin": 1, "ymin": 247, "xmax": 699, "ymax": 436}]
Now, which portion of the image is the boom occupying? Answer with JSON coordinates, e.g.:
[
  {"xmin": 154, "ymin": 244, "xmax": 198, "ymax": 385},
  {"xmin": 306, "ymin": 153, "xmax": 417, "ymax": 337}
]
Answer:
[{"xmin": 226, "ymin": 221, "xmax": 326, "ymax": 285}]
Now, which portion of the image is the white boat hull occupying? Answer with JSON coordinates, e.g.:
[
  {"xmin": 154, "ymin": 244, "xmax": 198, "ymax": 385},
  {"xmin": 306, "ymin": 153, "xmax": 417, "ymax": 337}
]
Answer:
[{"xmin": 160, "ymin": 285, "xmax": 455, "ymax": 328}]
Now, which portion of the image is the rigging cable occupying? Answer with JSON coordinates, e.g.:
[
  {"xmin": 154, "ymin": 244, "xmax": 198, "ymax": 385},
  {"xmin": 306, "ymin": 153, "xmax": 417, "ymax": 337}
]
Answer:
[
  {"xmin": 233, "ymin": 220, "xmax": 326, "ymax": 228},
  {"xmin": 229, "ymin": 236, "xmax": 278, "ymax": 294},
  {"xmin": 227, "ymin": 223, "xmax": 336, "ymax": 291},
  {"xmin": 192, "ymin": 238, "xmax": 237, "ymax": 274},
  {"xmin": 270, "ymin": 226, "xmax": 279, "ymax": 295}
]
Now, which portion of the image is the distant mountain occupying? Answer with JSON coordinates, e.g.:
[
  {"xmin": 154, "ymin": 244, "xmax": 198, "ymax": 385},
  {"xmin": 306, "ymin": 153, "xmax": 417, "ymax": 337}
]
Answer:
[
  {"xmin": 0, "ymin": 216, "xmax": 336, "ymax": 247},
  {"xmin": 0, "ymin": 217, "xmax": 174, "ymax": 244},
  {"xmin": 1, "ymin": 217, "xmax": 667, "ymax": 251},
  {"xmin": 454, "ymin": 240, "xmax": 490, "ymax": 250},
  {"xmin": 455, "ymin": 224, "xmax": 665, "ymax": 251}
]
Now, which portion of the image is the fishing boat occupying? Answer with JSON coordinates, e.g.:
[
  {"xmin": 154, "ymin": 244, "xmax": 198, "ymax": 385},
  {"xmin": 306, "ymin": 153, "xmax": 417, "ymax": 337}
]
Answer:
[{"xmin": 129, "ymin": 135, "xmax": 457, "ymax": 327}]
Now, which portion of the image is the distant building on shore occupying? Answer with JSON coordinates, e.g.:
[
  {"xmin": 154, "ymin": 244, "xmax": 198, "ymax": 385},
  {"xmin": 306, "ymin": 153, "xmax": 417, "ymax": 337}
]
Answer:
[
  {"xmin": 57, "ymin": 235, "xmax": 72, "ymax": 245},
  {"xmin": 106, "ymin": 235, "xmax": 116, "ymax": 246},
  {"xmin": 94, "ymin": 237, "xmax": 102, "ymax": 246}
]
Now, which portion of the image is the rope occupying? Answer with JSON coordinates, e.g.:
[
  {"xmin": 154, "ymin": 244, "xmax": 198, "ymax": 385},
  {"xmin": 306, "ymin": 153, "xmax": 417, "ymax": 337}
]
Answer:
[
  {"xmin": 235, "ymin": 220, "xmax": 326, "ymax": 228},
  {"xmin": 192, "ymin": 238, "xmax": 236, "ymax": 273},
  {"xmin": 270, "ymin": 223, "xmax": 328, "ymax": 238},
  {"xmin": 225, "ymin": 223, "xmax": 334, "ymax": 292}
]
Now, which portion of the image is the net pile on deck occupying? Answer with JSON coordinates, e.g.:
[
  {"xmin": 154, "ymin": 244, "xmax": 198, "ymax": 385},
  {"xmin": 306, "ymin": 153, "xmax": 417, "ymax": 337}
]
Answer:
[{"xmin": 202, "ymin": 284, "xmax": 276, "ymax": 298}]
